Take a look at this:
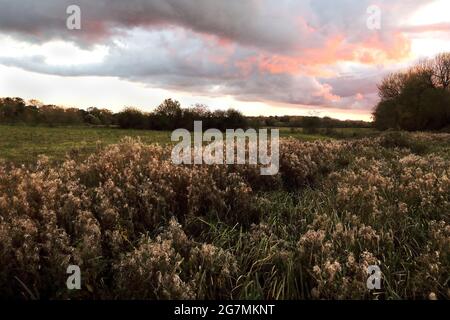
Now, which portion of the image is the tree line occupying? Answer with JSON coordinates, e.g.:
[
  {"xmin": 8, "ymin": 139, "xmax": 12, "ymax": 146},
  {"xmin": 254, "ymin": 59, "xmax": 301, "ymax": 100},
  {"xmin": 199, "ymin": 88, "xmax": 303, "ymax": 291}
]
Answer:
[
  {"xmin": 248, "ymin": 115, "xmax": 370, "ymax": 130},
  {"xmin": 373, "ymin": 52, "xmax": 450, "ymax": 131},
  {"xmin": 0, "ymin": 98, "xmax": 248, "ymax": 130},
  {"xmin": 0, "ymin": 96, "xmax": 371, "ymax": 131},
  {"xmin": 117, "ymin": 100, "xmax": 248, "ymax": 131}
]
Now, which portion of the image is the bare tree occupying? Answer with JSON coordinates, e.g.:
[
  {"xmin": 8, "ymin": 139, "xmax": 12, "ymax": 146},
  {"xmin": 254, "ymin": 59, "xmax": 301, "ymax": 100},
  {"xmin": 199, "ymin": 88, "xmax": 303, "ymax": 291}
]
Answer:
[
  {"xmin": 377, "ymin": 72, "xmax": 407, "ymax": 101},
  {"xmin": 432, "ymin": 53, "xmax": 450, "ymax": 89}
]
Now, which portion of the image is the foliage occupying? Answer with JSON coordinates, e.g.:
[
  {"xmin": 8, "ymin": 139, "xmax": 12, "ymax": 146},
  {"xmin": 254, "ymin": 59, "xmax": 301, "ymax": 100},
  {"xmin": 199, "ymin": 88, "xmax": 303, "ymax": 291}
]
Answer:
[
  {"xmin": 374, "ymin": 53, "xmax": 450, "ymax": 131},
  {"xmin": 0, "ymin": 133, "xmax": 449, "ymax": 299},
  {"xmin": 0, "ymin": 97, "xmax": 249, "ymax": 131},
  {"xmin": 0, "ymin": 97, "xmax": 372, "ymax": 132}
]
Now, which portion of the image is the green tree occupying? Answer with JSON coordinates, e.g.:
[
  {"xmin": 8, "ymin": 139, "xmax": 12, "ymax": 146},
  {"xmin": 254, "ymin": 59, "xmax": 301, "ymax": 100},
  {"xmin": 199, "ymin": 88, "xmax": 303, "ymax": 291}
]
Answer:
[{"xmin": 373, "ymin": 52, "xmax": 450, "ymax": 131}]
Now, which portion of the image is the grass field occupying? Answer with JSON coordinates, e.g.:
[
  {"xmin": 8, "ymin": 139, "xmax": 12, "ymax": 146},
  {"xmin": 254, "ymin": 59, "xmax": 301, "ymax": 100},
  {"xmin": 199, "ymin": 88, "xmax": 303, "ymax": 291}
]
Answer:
[
  {"xmin": 0, "ymin": 125, "xmax": 172, "ymax": 164},
  {"xmin": 277, "ymin": 127, "xmax": 378, "ymax": 140},
  {"xmin": 0, "ymin": 130, "xmax": 449, "ymax": 299},
  {"xmin": 0, "ymin": 125, "xmax": 375, "ymax": 164}
]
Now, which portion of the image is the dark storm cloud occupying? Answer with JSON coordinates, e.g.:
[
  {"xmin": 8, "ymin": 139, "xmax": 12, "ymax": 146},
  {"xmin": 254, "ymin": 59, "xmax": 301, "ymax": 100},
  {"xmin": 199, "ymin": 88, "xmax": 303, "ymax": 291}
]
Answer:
[
  {"xmin": 0, "ymin": 0, "xmax": 305, "ymax": 51},
  {"xmin": 0, "ymin": 0, "xmax": 429, "ymax": 51},
  {"xmin": 0, "ymin": 0, "xmax": 434, "ymax": 111}
]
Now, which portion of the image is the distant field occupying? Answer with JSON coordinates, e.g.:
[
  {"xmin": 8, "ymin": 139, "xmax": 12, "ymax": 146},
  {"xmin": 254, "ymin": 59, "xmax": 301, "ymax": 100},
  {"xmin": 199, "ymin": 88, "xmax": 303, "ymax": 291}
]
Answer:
[
  {"xmin": 0, "ymin": 125, "xmax": 172, "ymax": 164},
  {"xmin": 276, "ymin": 127, "xmax": 378, "ymax": 139},
  {"xmin": 0, "ymin": 125, "xmax": 378, "ymax": 164}
]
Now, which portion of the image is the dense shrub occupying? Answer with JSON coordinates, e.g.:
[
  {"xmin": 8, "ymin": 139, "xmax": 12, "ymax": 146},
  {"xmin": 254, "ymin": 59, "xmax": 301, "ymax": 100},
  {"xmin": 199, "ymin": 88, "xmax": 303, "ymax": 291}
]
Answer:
[
  {"xmin": 116, "ymin": 107, "xmax": 148, "ymax": 129},
  {"xmin": 379, "ymin": 131, "xmax": 429, "ymax": 154},
  {"xmin": 0, "ymin": 97, "xmax": 249, "ymax": 131},
  {"xmin": 374, "ymin": 53, "xmax": 450, "ymax": 131},
  {"xmin": 0, "ymin": 134, "xmax": 449, "ymax": 299},
  {"xmin": 0, "ymin": 98, "xmax": 85, "ymax": 126}
]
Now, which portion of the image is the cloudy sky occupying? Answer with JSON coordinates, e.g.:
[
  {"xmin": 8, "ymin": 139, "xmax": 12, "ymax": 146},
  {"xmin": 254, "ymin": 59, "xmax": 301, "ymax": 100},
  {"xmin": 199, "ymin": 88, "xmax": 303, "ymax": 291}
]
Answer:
[{"xmin": 0, "ymin": 0, "xmax": 449, "ymax": 120}]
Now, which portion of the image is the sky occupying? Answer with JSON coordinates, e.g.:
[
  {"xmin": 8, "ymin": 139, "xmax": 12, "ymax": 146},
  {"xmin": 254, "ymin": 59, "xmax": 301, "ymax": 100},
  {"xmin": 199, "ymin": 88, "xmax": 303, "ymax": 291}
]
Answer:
[{"xmin": 0, "ymin": 1, "xmax": 449, "ymax": 121}]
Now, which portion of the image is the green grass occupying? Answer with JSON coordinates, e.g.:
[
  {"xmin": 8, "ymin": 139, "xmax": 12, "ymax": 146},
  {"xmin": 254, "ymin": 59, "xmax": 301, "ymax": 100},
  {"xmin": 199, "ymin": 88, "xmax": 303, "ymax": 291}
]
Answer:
[
  {"xmin": 0, "ymin": 125, "xmax": 172, "ymax": 164},
  {"xmin": 277, "ymin": 128, "xmax": 331, "ymax": 141},
  {"xmin": 0, "ymin": 125, "xmax": 378, "ymax": 164},
  {"xmin": 276, "ymin": 127, "xmax": 378, "ymax": 139}
]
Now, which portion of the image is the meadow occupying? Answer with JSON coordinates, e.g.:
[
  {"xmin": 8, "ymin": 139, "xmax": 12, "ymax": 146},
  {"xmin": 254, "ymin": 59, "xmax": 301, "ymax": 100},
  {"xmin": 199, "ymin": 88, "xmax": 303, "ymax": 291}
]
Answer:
[
  {"xmin": 0, "ymin": 125, "xmax": 449, "ymax": 300},
  {"xmin": 0, "ymin": 125, "xmax": 172, "ymax": 164},
  {"xmin": 0, "ymin": 125, "xmax": 364, "ymax": 163}
]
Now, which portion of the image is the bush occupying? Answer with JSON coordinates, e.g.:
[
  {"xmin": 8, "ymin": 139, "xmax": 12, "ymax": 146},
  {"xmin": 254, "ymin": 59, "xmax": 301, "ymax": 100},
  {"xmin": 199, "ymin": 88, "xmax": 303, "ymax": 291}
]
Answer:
[
  {"xmin": 373, "ymin": 53, "xmax": 450, "ymax": 131},
  {"xmin": 116, "ymin": 107, "xmax": 148, "ymax": 129},
  {"xmin": 380, "ymin": 131, "xmax": 429, "ymax": 154},
  {"xmin": 0, "ymin": 135, "xmax": 449, "ymax": 299}
]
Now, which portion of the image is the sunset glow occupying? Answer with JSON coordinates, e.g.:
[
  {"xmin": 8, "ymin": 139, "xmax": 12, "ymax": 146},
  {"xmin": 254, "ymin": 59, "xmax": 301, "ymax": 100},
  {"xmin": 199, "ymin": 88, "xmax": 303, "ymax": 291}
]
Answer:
[{"xmin": 0, "ymin": 0, "xmax": 449, "ymax": 120}]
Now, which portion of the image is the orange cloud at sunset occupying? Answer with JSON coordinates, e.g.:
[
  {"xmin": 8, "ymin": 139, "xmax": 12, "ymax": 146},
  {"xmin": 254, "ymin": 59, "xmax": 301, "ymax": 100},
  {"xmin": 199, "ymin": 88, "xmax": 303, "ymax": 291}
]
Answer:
[{"xmin": 0, "ymin": 0, "xmax": 448, "ymax": 119}]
